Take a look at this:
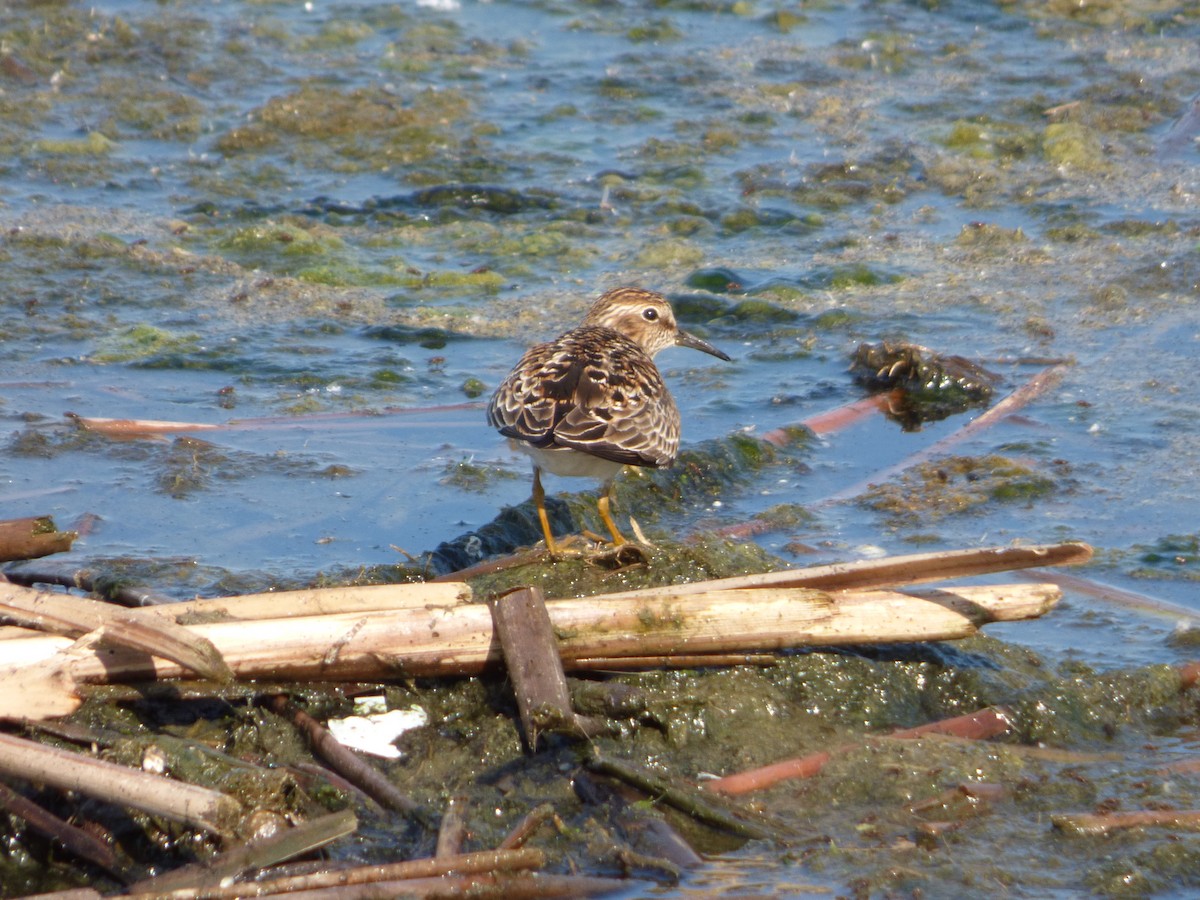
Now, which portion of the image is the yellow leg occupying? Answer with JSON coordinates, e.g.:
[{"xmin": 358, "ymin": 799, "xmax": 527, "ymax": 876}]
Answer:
[
  {"xmin": 531, "ymin": 467, "xmax": 560, "ymax": 555},
  {"xmin": 597, "ymin": 481, "xmax": 628, "ymax": 546}
]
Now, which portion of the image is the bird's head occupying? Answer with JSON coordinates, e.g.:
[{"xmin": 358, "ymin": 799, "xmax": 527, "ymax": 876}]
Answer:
[{"xmin": 583, "ymin": 287, "xmax": 731, "ymax": 361}]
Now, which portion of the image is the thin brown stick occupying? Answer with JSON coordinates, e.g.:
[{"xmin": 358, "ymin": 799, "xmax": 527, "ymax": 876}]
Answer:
[
  {"xmin": 702, "ymin": 751, "xmax": 834, "ymax": 796},
  {"xmin": 268, "ymin": 695, "xmax": 422, "ymax": 816},
  {"xmin": 245, "ymin": 872, "xmax": 632, "ymax": 900},
  {"xmin": 122, "ymin": 848, "xmax": 546, "ymax": 900},
  {"xmin": 291, "ymin": 762, "xmax": 380, "ymax": 809},
  {"xmin": 429, "ymin": 548, "xmax": 549, "ymax": 584},
  {"xmin": 497, "ymin": 803, "xmax": 558, "ymax": 850},
  {"xmin": 588, "ymin": 753, "xmax": 785, "ymax": 841},
  {"xmin": 571, "ymin": 653, "xmax": 779, "ymax": 671},
  {"xmin": 705, "ymin": 706, "xmax": 1012, "ymax": 795},
  {"xmin": 599, "ymin": 542, "xmax": 1092, "ymax": 600},
  {"xmin": 762, "ymin": 390, "xmax": 902, "ymax": 444},
  {"xmin": 1, "ymin": 568, "xmax": 174, "ymax": 607}
]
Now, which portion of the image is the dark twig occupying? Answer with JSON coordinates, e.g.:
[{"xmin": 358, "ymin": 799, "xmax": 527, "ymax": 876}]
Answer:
[
  {"xmin": 0, "ymin": 780, "xmax": 126, "ymax": 881},
  {"xmin": 574, "ymin": 771, "xmax": 702, "ymax": 872},
  {"xmin": 267, "ymin": 695, "xmax": 424, "ymax": 818},
  {"xmin": 1, "ymin": 567, "xmax": 174, "ymax": 607},
  {"xmin": 586, "ymin": 751, "xmax": 785, "ymax": 841}
]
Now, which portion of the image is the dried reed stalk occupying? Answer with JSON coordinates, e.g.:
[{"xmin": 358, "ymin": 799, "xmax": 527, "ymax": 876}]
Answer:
[{"xmin": 0, "ymin": 583, "xmax": 1059, "ymax": 713}]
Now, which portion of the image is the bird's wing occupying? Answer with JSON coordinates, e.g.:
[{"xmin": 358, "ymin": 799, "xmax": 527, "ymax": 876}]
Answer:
[{"xmin": 487, "ymin": 326, "xmax": 680, "ymax": 468}]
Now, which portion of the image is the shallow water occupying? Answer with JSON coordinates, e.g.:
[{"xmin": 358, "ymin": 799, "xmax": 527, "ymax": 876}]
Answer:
[{"xmin": 1, "ymin": 0, "xmax": 1199, "ymax": 894}]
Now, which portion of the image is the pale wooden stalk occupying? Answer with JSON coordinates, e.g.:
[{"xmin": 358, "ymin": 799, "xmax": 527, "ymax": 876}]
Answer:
[
  {"xmin": 0, "ymin": 583, "xmax": 231, "ymax": 682},
  {"xmin": 154, "ymin": 581, "xmax": 472, "ymax": 622},
  {"xmin": 0, "ymin": 583, "xmax": 1060, "ymax": 691},
  {"xmin": 598, "ymin": 542, "xmax": 1092, "ymax": 600},
  {"xmin": 0, "ymin": 732, "xmax": 241, "ymax": 834}
]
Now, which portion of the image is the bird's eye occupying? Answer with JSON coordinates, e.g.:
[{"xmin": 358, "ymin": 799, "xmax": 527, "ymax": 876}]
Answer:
[{"xmin": 642, "ymin": 308, "xmax": 658, "ymax": 321}]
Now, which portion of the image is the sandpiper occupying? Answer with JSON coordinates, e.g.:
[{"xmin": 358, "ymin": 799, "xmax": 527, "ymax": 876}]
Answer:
[{"xmin": 488, "ymin": 286, "xmax": 731, "ymax": 555}]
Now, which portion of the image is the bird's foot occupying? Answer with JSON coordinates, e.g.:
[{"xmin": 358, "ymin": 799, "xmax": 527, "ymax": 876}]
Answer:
[
  {"xmin": 587, "ymin": 541, "xmax": 648, "ymax": 571},
  {"xmin": 541, "ymin": 530, "xmax": 648, "ymax": 570},
  {"xmin": 542, "ymin": 532, "xmax": 603, "ymax": 558}
]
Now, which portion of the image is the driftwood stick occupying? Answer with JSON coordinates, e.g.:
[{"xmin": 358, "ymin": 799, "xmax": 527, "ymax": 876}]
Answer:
[
  {"xmin": 490, "ymin": 586, "xmax": 581, "ymax": 750},
  {"xmin": 160, "ymin": 582, "xmax": 473, "ymax": 623},
  {"xmin": 267, "ymin": 695, "xmax": 423, "ymax": 817},
  {"xmin": 489, "ymin": 587, "xmax": 611, "ymax": 749},
  {"xmin": 429, "ymin": 549, "xmax": 550, "ymax": 584},
  {"xmin": 570, "ymin": 652, "xmax": 779, "ymax": 671},
  {"xmin": 253, "ymin": 872, "xmax": 633, "ymax": 900},
  {"xmin": 122, "ymin": 848, "xmax": 546, "ymax": 900},
  {"xmin": 0, "ymin": 516, "xmax": 76, "ymax": 562},
  {"xmin": 291, "ymin": 762, "xmax": 380, "ymax": 809},
  {"xmin": 0, "ymin": 731, "xmax": 241, "ymax": 834},
  {"xmin": 67, "ymin": 401, "xmax": 486, "ymax": 439},
  {"xmin": 0, "ymin": 780, "xmax": 126, "ymax": 880}
]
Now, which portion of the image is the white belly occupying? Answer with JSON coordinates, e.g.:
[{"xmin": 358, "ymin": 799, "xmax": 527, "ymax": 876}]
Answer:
[{"xmin": 513, "ymin": 442, "xmax": 625, "ymax": 481}]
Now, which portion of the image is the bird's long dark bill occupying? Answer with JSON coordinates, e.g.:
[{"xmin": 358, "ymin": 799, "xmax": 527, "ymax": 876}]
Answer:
[{"xmin": 676, "ymin": 328, "xmax": 732, "ymax": 362}]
